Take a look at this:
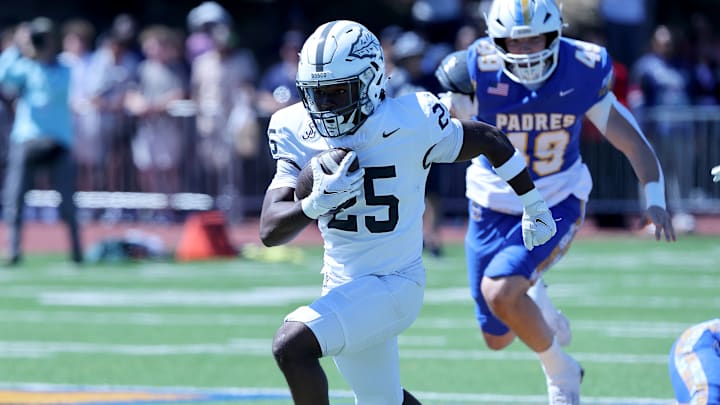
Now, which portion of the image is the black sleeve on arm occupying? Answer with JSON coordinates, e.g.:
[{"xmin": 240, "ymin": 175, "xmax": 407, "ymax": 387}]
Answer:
[{"xmin": 506, "ymin": 170, "xmax": 535, "ymax": 197}]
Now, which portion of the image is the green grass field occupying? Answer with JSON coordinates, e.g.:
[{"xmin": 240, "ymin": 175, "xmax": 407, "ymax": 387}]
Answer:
[{"xmin": 0, "ymin": 234, "xmax": 718, "ymax": 405}]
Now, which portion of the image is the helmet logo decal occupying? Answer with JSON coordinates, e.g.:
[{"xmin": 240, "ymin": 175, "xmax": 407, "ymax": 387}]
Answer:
[
  {"xmin": 517, "ymin": 0, "xmax": 535, "ymax": 25},
  {"xmin": 348, "ymin": 29, "xmax": 381, "ymax": 61}
]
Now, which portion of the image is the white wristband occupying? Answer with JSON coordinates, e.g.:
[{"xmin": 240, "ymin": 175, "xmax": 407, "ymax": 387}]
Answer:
[
  {"xmin": 301, "ymin": 198, "xmax": 325, "ymax": 219},
  {"xmin": 644, "ymin": 181, "xmax": 666, "ymax": 209},
  {"xmin": 494, "ymin": 149, "xmax": 526, "ymax": 181},
  {"xmin": 519, "ymin": 187, "xmax": 543, "ymax": 208}
]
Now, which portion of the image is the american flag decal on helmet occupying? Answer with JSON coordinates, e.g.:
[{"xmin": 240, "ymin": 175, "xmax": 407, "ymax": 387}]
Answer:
[
  {"xmin": 348, "ymin": 29, "xmax": 381, "ymax": 60},
  {"xmin": 487, "ymin": 82, "xmax": 509, "ymax": 96}
]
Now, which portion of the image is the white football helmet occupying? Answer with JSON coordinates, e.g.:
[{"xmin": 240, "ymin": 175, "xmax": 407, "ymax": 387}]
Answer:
[
  {"xmin": 296, "ymin": 20, "xmax": 386, "ymax": 137},
  {"xmin": 485, "ymin": 0, "xmax": 563, "ymax": 85}
]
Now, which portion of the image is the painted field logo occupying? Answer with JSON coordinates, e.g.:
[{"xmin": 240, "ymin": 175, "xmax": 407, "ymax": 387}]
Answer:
[{"xmin": 0, "ymin": 386, "xmax": 293, "ymax": 405}]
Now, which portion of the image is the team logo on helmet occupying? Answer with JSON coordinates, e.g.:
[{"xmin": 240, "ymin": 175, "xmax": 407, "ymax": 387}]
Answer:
[
  {"xmin": 519, "ymin": 0, "xmax": 537, "ymax": 24},
  {"xmin": 348, "ymin": 29, "xmax": 381, "ymax": 61}
]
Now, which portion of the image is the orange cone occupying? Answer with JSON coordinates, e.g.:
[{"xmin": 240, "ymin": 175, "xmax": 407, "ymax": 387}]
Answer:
[{"xmin": 175, "ymin": 210, "xmax": 237, "ymax": 261}]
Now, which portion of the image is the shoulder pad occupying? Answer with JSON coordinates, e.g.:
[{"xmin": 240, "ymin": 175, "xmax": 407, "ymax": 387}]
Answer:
[{"xmin": 434, "ymin": 50, "xmax": 474, "ymax": 96}]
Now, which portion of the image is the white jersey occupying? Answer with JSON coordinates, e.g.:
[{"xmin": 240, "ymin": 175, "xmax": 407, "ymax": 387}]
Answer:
[{"xmin": 267, "ymin": 92, "xmax": 464, "ymax": 280}]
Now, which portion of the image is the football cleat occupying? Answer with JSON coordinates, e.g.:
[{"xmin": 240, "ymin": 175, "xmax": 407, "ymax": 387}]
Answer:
[{"xmin": 546, "ymin": 359, "xmax": 584, "ymax": 405}]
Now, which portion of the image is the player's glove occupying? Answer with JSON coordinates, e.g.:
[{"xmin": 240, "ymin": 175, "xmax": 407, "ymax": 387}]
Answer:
[
  {"xmin": 712, "ymin": 165, "xmax": 720, "ymax": 183},
  {"xmin": 519, "ymin": 188, "xmax": 557, "ymax": 251},
  {"xmin": 301, "ymin": 151, "xmax": 364, "ymax": 219}
]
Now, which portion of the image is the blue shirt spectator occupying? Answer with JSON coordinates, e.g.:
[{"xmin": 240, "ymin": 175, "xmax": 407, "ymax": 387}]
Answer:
[
  {"xmin": 0, "ymin": 45, "xmax": 73, "ymax": 148},
  {"xmin": 0, "ymin": 17, "xmax": 82, "ymax": 266}
]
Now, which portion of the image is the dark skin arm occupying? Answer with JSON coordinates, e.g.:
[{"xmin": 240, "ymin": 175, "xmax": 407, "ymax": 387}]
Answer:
[
  {"xmin": 456, "ymin": 119, "xmax": 535, "ymax": 196},
  {"xmin": 259, "ymin": 187, "xmax": 314, "ymax": 247}
]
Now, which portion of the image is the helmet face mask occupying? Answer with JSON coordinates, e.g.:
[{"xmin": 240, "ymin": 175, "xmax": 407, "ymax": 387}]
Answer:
[
  {"xmin": 485, "ymin": 0, "xmax": 563, "ymax": 85},
  {"xmin": 297, "ymin": 79, "xmax": 361, "ymax": 137},
  {"xmin": 296, "ymin": 20, "xmax": 386, "ymax": 138}
]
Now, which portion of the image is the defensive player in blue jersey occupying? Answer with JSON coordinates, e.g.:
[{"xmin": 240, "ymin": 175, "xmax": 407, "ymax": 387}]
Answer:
[
  {"xmin": 669, "ymin": 319, "xmax": 720, "ymax": 405},
  {"xmin": 436, "ymin": 0, "xmax": 676, "ymax": 403}
]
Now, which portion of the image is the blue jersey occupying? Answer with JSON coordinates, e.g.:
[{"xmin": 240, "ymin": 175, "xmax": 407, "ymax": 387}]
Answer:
[
  {"xmin": 669, "ymin": 318, "xmax": 720, "ymax": 404},
  {"xmin": 465, "ymin": 37, "xmax": 614, "ymax": 212}
]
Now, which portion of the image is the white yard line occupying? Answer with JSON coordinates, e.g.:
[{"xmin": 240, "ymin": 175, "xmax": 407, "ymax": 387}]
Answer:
[
  {"xmin": 0, "ymin": 309, "xmax": 693, "ymax": 339},
  {"xmin": 0, "ymin": 340, "xmax": 668, "ymax": 364},
  {"xmin": 0, "ymin": 285, "xmax": 716, "ymax": 309}
]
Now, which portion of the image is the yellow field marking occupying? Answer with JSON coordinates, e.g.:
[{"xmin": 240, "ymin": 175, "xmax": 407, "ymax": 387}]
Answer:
[{"xmin": 0, "ymin": 390, "xmax": 199, "ymax": 404}]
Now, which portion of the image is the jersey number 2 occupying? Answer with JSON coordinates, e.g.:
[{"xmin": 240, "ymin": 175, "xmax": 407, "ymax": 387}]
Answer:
[{"xmin": 328, "ymin": 166, "xmax": 399, "ymax": 233}]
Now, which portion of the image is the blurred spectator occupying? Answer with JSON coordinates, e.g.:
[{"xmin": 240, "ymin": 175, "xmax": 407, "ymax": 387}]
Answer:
[
  {"xmin": 59, "ymin": 18, "xmax": 100, "ymax": 191},
  {"xmin": 185, "ymin": 1, "xmax": 231, "ymax": 64},
  {"xmin": 379, "ymin": 25, "xmax": 403, "ymax": 96},
  {"xmin": 599, "ymin": 0, "xmax": 649, "ymax": 67},
  {"xmin": 0, "ymin": 18, "xmax": 82, "ymax": 266},
  {"xmin": 631, "ymin": 25, "xmax": 691, "ymax": 110},
  {"xmin": 256, "ymin": 29, "xmax": 303, "ymax": 117},
  {"xmin": 454, "ymin": 23, "xmax": 480, "ymax": 52},
  {"xmin": 410, "ymin": 0, "xmax": 464, "ymax": 45},
  {"xmin": 190, "ymin": 17, "xmax": 259, "ymax": 222},
  {"xmin": 630, "ymin": 25, "xmax": 695, "ymax": 233},
  {"xmin": 386, "ymin": 30, "xmax": 440, "ymax": 97},
  {"xmin": 82, "ymin": 13, "xmax": 140, "ymax": 198},
  {"xmin": 687, "ymin": 13, "xmax": 720, "ymax": 106},
  {"xmin": 0, "ymin": 26, "xmax": 16, "ymax": 186},
  {"xmin": 124, "ymin": 25, "xmax": 188, "ymax": 222}
]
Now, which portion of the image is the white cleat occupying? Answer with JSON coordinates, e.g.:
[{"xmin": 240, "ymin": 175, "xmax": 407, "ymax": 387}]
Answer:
[
  {"xmin": 547, "ymin": 359, "xmax": 584, "ymax": 405},
  {"xmin": 548, "ymin": 309, "xmax": 572, "ymax": 347}
]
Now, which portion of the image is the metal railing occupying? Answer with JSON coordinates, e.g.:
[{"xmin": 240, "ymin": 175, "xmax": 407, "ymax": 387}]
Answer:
[
  {"xmin": 2, "ymin": 104, "xmax": 718, "ymax": 223},
  {"xmin": 583, "ymin": 105, "xmax": 720, "ymax": 215}
]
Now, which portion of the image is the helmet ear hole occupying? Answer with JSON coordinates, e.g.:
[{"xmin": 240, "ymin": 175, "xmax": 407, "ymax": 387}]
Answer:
[
  {"xmin": 494, "ymin": 38, "xmax": 508, "ymax": 52},
  {"xmin": 545, "ymin": 32, "xmax": 559, "ymax": 45}
]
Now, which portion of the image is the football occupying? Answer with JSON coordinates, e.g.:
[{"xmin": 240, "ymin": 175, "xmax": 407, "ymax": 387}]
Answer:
[{"xmin": 295, "ymin": 147, "xmax": 360, "ymax": 200}]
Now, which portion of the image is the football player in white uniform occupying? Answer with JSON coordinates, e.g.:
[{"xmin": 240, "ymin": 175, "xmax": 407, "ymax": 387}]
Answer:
[
  {"xmin": 259, "ymin": 20, "xmax": 557, "ymax": 405},
  {"xmin": 436, "ymin": 0, "xmax": 676, "ymax": 403}
]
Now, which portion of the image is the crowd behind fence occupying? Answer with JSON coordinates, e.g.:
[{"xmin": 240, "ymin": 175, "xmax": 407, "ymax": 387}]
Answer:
[
  {"xmin": 2, "ymin": 104, "xmax": 718, "ymax": 225},
  {"xmin": 0, "ymin": 2, "xmax": 718, "ymax": 227}
]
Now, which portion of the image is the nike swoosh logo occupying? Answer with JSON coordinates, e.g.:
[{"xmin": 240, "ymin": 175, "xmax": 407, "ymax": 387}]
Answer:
[
  {"xmin": 535, "ymin": 218, "xmax": 548, "ymax": 227},
  {"xmin": 323, "ymin": 190, "xmax": 342, "ymax": 195},
  {"xmin": 559, "ymin": 88, "xmax": 575, "ymax": 97},
  {"xmin": 382, "ymin": 128, "xmax": 400, "ymax": 138}
]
